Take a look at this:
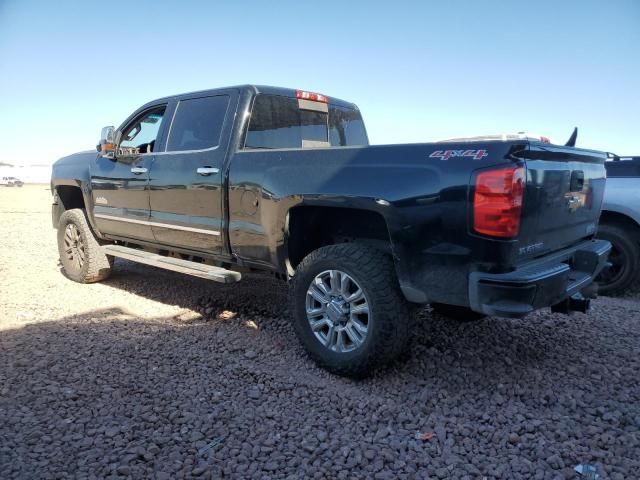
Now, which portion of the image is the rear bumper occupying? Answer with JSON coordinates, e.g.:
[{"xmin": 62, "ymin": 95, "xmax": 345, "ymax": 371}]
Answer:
[{"xmin": 469, "ymin": 239, "xmax": 611, "ymax": 318}]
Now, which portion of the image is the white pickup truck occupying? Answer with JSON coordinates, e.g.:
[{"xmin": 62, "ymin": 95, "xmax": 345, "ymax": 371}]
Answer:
[
  {"xmin": 0, "ymin": 176, "xmax": 24, "ymax": 187},
  {"xmin": 597, "ymin": 156, "xmax": 640, "ymax": 294}
]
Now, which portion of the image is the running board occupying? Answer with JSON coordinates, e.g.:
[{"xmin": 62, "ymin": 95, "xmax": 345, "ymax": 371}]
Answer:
[{"xmin": 101, "ymin": 245, "xmax": 241, "ymax": 283}]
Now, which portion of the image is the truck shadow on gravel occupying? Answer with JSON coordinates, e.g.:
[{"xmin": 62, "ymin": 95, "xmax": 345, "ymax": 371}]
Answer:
[
  {"xmin": 101, "ymin": 259, "xmax": 291, "ymax": 319},
  {"xmin": 96, "ymin": 258, "xmax": 636, "ymax": 387},
  {"xmin": 2, "ymin": 300, "xmax": 638, "ymax": 478}
]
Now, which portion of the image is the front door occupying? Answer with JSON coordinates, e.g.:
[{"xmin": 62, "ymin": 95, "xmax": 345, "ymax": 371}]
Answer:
[
  {"xmin": 91, "ymin": 104, "xmax": 168, "ymax": 242},
  {"xmin": 148, "ymin": 93, "xmax": 234, "ymax": 253}
]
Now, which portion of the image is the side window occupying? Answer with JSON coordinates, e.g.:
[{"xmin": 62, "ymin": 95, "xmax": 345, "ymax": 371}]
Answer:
[
  {"xmin": 244, "ymin": 95, "xmax": 329, "ymax": 149},
  {"xmin": 166, "ymin": 95, "xmax": 230, "ymax": 152},
  {"xmin": 119, "ymin": 106, "xmax": 166, "ymax": 155}
]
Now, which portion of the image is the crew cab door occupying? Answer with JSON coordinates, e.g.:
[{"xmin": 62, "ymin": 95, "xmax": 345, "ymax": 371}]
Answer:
[
  {"xmin": 91, "ymin": 104, "xmax": 169, "ymax": 242},
  {"xmin": 148, "ymin": 92, "xmax": 236, "ymax": 253}
]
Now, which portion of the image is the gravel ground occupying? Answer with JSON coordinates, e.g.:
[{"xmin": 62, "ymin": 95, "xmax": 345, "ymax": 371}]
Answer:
[{"xmin": 1, "ymin": 185, "xmax": 639, "ymax": 479}]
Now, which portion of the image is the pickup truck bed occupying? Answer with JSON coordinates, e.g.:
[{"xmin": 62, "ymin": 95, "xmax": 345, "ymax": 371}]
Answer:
[{"xmin": 50, "ymin": 85, "xmax": 611, "ymax": 376}]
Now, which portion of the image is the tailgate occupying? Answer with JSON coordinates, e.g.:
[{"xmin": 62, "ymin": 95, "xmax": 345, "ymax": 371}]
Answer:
[{"xmin": 515, "ymin": 143, "xmax": 607, "ymax": 261}]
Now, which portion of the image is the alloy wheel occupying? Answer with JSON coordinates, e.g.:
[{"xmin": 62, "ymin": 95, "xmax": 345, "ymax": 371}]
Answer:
[
  {"xmin": 305, "ymin": 269, "xmax": 371, "ymax": 353},
  {"xmin": 63, "ymin": 223, "xmax": 85, "ymax": 271}
]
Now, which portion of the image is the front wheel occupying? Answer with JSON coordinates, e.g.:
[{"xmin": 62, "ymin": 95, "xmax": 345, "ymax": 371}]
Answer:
[
  {"xmin": 57, "ymin": 208, "xmax": 113, "ymax": 283},
  {"xmin": 289, "ymin": 244, "xmax": 412, "ymax": 377}
]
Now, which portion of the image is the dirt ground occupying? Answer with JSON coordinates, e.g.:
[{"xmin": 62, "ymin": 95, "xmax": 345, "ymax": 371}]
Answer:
[{"xmin": 1, "ymin": 185, "xmax": 639, "ymax": 479}]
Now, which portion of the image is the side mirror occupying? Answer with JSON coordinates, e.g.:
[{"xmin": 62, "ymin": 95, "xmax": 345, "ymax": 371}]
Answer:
[{"xmin": 97, "ymin": 126, "xmax": 116, "ymax": 157}]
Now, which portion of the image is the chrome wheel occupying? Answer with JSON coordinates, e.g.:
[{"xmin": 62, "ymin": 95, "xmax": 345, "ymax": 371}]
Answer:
[
  {"xmin": 305, "ymin": 269, "xmax": 370, "ymax": 353},
  {"xmin": 63, "ymin": 223, "xmax": 85, "ymax": 271}
]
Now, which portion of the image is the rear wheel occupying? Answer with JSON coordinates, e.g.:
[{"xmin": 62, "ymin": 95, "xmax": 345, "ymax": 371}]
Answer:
[
  {"xmin": 57, "ymin": 208, "xmax": 113, "ymax": 283},
  {"xmin": 431, "ymin": 303, "xmax": 487, "ymax": 322},
  {"xmin": 289, "ymin": 244, "xmax": 411, "ymax": 377},
  {"xmin": 596, "ymin": 223, "xmax": 639, "ymax": 295}
]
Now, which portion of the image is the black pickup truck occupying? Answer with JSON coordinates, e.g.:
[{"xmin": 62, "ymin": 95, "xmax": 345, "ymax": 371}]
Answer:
[{"xmin": 51, "ymin": 85, "xmax": 611, "ymax": 376}]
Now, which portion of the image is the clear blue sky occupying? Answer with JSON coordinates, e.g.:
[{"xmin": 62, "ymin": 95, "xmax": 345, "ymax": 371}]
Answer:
[{"xmin": 0, "ymin": 0, "xmax": 638, "ymax": 167}]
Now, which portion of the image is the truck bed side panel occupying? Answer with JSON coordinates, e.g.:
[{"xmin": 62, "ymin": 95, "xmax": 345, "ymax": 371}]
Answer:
[{"xmin": 228, "ymin": 141, "xmax": 524, "ymax": 304}]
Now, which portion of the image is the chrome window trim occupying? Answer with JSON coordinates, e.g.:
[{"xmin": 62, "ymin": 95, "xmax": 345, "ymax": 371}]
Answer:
[
  {"xmin": 239, "ymin": 144, "xmax": 365, "ymax": 153},
  {"xmin": 155, "ymin": 145, "xmax": 221, "ymax": 156}
]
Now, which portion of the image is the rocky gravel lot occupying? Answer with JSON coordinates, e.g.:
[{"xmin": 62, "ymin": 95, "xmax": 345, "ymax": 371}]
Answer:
[{"xmin": 1, "ymin": 185, "xmax": 639, "ymax": 479}]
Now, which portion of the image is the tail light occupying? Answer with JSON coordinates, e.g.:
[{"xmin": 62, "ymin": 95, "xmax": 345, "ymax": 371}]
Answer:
[{"xmin": 473, "ymin": 166, "xmax": 525, "ymax": 238}]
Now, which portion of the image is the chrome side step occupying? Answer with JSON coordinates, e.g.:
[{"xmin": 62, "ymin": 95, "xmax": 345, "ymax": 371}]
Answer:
[{"xmin": 101, "ymin": 245, "xmax": 241, "ymax": 284}]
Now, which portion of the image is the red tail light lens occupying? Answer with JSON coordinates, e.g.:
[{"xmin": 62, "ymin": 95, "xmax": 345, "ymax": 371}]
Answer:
[{"xmin": 473, "ymin": 166, "xmax": 525, "ymax": 238}]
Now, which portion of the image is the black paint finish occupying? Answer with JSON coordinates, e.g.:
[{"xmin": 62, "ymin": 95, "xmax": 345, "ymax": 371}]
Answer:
[{"xmin": 51, "ymin": 85, "xmax": 609, "ymax": 311}]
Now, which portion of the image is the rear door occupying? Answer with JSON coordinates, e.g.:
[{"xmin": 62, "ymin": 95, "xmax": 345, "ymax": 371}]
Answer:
[
  {"xmin": 515, "ymin": 143, "xmax": 607, "ymax": 261},
  {"xmin": 91, "ymin": 104, "xmax": 168, "ymax": 242},
  {"xmin": 148, "ymin": 91, "xmax": 236, "ymax": 253}
]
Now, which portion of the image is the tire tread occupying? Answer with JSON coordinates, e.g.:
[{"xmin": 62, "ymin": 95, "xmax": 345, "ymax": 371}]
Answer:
[
  {"xmin": 58, "ymin": 209, "xmax": 112, "ymax": 283},
  {"xmin": 597, "ymin": 222, "xmax": 640, "ymax": 296},
  {"xmin": 289, "ymin": 243, "xmax": 411, "ymax": 377}
]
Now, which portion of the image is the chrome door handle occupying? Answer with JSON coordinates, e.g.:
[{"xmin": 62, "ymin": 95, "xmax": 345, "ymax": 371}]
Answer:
[
  {"xmin": 197, "ymin": 167, "xmax": 219, "ymax": 176},
  {"xmin": 130, "ymin": 167, "xmax": 148, "ymax": 174}
]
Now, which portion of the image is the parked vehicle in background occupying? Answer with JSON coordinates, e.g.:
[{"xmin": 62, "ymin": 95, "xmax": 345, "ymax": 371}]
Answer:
[
  {"xmin": 597, "ymin": 156, "xmax": 640, "ymax": 294},
  {"xmin": 1, "ymin": 176, "xmax": 24, "ymax": 187},
  {"xmin": 50, "ymin": 85, "xmax": 611, "ymax": 376}
]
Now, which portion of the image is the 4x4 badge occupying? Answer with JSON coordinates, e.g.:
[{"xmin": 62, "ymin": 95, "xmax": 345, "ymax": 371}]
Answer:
[{"xmin": 429, "ymin": 149, "xmax": 488, "ymax": 160}]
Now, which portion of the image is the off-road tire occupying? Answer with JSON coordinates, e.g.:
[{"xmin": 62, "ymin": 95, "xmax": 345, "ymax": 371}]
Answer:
[
  {"xmin": 57, "ymin": 208, "xmax": 113, "ymax": 283},
  {"xmin": 289, "ymin": 243, "xmax": 412, "ymax": 377},
  {"xmin": 431, "ymin": 303, "xmax": 487, "ymax": 322},
  {"xmin": 596, "ymin": 223, "xmax": 640, "ymax": 296}
]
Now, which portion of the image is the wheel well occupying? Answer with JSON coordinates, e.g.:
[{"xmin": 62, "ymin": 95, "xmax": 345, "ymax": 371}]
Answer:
[
  {"xmin": 286, "ymin": 206, "xmax": 391, "ymax": 269},
  {"xmin": 599, "ymin": 210, "xmax": 640, "ymax": 240},
  {"xmin": 56, "ymin": 185, "xmax": 85, "ymax": 210}
]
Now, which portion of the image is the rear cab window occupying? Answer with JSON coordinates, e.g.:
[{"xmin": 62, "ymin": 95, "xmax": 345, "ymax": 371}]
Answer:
[{"xmin": 244, "ymin": 94, "xmax": 368, "ymax": 150}]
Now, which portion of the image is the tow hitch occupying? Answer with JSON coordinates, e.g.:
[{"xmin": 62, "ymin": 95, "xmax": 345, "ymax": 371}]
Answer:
[{"xmin": 551, "ymin": 292, "xmax": 593, "ymax": 315}]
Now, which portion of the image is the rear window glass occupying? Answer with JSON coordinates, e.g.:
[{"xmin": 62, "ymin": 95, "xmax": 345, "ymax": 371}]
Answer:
[
  {"xmin": 167, "ymin": 95, "xmax": 229, "ymax": 152},
  {"xmin": 300, "ymin": 109, "xmax": 328, "ymax": 143},
  {"xmin": 329, "ymin": 105, "xmax": 369, "ymax": 147},
  {"xmin": 244, "ymin": 94, "xmax": 368, "ymax": 149}
]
